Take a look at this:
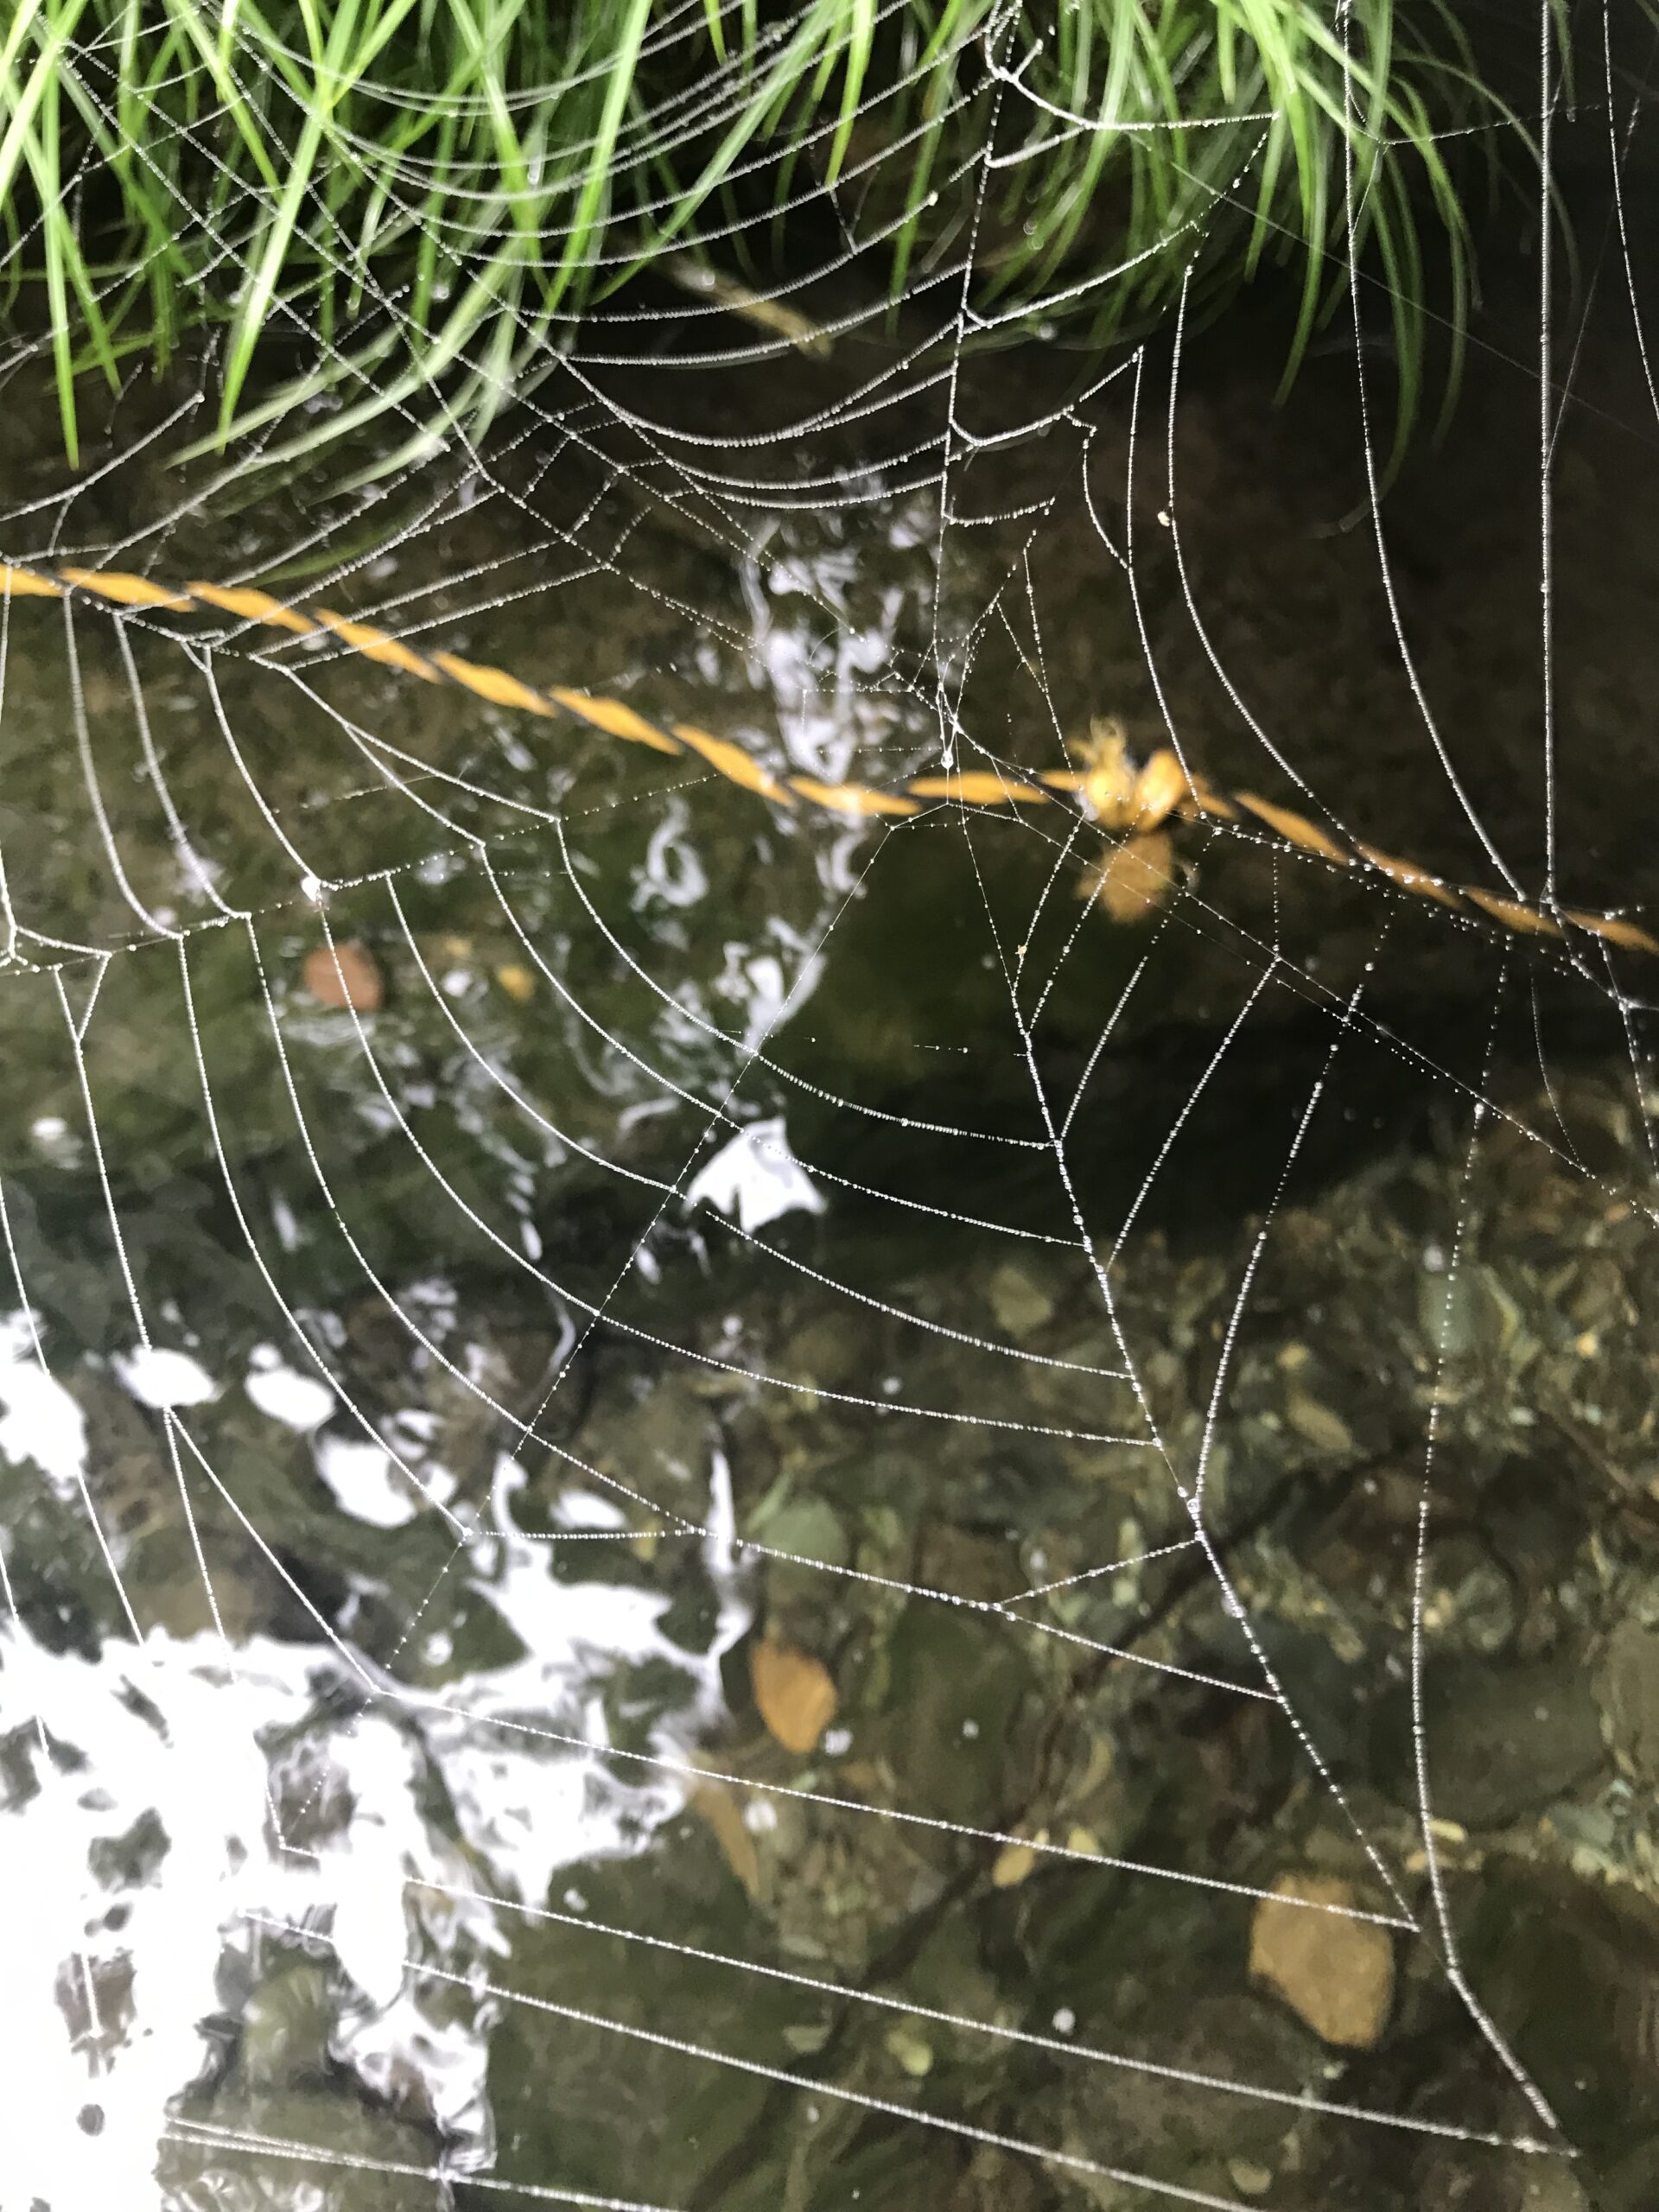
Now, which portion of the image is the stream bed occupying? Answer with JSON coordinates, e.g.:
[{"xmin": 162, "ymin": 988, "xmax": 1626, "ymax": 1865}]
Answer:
[{"xmin": 4, "ymin": 195, "xmax": 1659, "ymax": 2212}]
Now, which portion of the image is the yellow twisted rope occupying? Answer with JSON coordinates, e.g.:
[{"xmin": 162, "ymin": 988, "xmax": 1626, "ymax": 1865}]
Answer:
[{"xmin": 4, "ymin": 558, "xmax": 1654, "ymax": 960}]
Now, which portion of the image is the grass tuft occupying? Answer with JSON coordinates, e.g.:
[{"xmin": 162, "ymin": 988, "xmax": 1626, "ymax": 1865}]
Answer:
[{"xmin": 0, "ymin": 1, "xmax": 1533, "ymax": 475}]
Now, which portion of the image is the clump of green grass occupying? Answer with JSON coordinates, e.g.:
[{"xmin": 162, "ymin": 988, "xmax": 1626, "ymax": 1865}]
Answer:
[{"xmin": 0, "ymin": 0, "xmax": 1512, "ymax": 478}]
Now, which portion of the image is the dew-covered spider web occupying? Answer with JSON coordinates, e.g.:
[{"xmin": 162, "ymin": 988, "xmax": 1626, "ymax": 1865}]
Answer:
[{"xmin": 9, "ymin": 5, "xmax": 1659, "ymax": 2209}]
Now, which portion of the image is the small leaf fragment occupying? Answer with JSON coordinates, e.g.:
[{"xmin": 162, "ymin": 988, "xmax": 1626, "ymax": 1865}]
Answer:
[
  {"xmin": 1177, "ymin": 772, "xmax": 1240, "ymax": 822},
  {"xmin": 751, "ymin": 1639, "xmax": 837, "ymax": 1754},
  {"xmin": 1284, "ymin": 1382, "xmax": 1356, "ymax": 1458},
  {"xmin": 1130, "ymin": 748, "xmax": 1189, "ymax": 830},
  {"xmin": 495, "ymin": 963, "xmax": 536, "ymax": 1003},
  {"xmin": 690, "ymin": 1783, "xmax": 760, "ymax": 1897},
  {"xmin": 884, "ymin": 2023, "xmax": 934, "ymax": 2076},
  {"xmin": 991, "ymin": 1827, "xmax": 1048, "ymax": 1887},
  {"xmin": 1073, "ymin": 716, "xmax": 1140, "ymax": 828},
  {"xmin": 303, "ymin": 942, "xmax": 383, "ymax": 1012}
]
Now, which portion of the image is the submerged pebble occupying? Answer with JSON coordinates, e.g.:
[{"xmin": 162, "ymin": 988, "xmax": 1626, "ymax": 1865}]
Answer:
[{"xmin": 1248, "ymin": 1873, "xmax": 1395, "ymax": 2050}]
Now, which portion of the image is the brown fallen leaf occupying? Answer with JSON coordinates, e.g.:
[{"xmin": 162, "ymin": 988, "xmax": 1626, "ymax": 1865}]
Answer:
[
  {"xmin": 303, "ymin": 941, "xmax": 383, "ymax": 1012},
  {"xmin": 690, "ymin": 1783, "xmax": 760, "ymax": 1897},
  {"xmin": 1082, "ymin": 830, "xmax": 1176, "ymax": 925},
  {"xmin": 1249, "ymin": 1873, "xmax": 1395, "ymax": 2049},
  {"xmin": 751, "ymin": 1639, "xmax": 836, "ymax": 1755}
]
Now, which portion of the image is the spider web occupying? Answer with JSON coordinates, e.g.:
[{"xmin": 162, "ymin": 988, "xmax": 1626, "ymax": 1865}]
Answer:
[{"xmin": 3, "ymin": 5, "xmax": 1659, "ymax": 2209}]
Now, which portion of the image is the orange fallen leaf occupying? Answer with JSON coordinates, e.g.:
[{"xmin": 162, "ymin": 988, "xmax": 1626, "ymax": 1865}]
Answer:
[
  {"xmin": 1083, "ymin": 830, "xmax": 1176, "ymax": 925},
  {"xmin": 751, "ymin": 1639, "xmax": 836, "ymax": 1755},
  {"xmin": 303, "ymin": 941, "xmax": 383, "ymax": 1011},
  {"xmin": 495, "ymin": 963, "xmax": 536, "ymax": 1003}
]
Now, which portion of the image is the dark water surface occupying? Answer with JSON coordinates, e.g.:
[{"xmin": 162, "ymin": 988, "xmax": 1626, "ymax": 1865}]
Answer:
[{"xmin": 5, "ymin": 190, "xmax": 1659, "ymax": 2212}]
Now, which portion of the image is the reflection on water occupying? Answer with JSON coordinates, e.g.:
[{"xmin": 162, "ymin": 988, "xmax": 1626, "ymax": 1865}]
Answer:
[
  {"xmin": 5, "ymin": 265, "xmax": 1659, "ymax": 2212},
  {"xmin": 5, "ymin": 1331, "xmax": 747, "ymax": 2209}
]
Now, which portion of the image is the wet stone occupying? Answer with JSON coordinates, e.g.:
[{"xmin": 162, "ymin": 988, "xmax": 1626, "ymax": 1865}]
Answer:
[
  {"xmin": 745, "ymin": 1486, "xmax": 849, "ymax": 1569},
  {"xmin": 1060, "ymin": 1987, "xmax": 1318, "ymax": 2183},
  {"xmin": 985, "ymin": 1260, "xmax": 1058, "ymax": 1338},
  {"xmin": 1596, "ymin": 1617, "xmax": 1659, "ymax": 1784},
  {"xmin": 1282, "ymin": 1378, "xmax": 1357, "ymax": 1459},
  {"xmin": 1421, "ymin": 1534, "xmax": 1519, "ymax": 1655},
  {"xmin": 1383, "ymin": 1656, "xmax": 1606, "ymax": 1828},
  {"xmin": 780, "ymin": 1310, "xmax": 881, "ymax": 1394}
]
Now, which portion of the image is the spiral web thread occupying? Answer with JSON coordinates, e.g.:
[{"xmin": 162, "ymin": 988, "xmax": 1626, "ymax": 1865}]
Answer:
[{"xmin": 2, "ymin": 4, "xmax": 1658, "ymax": 2208}]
